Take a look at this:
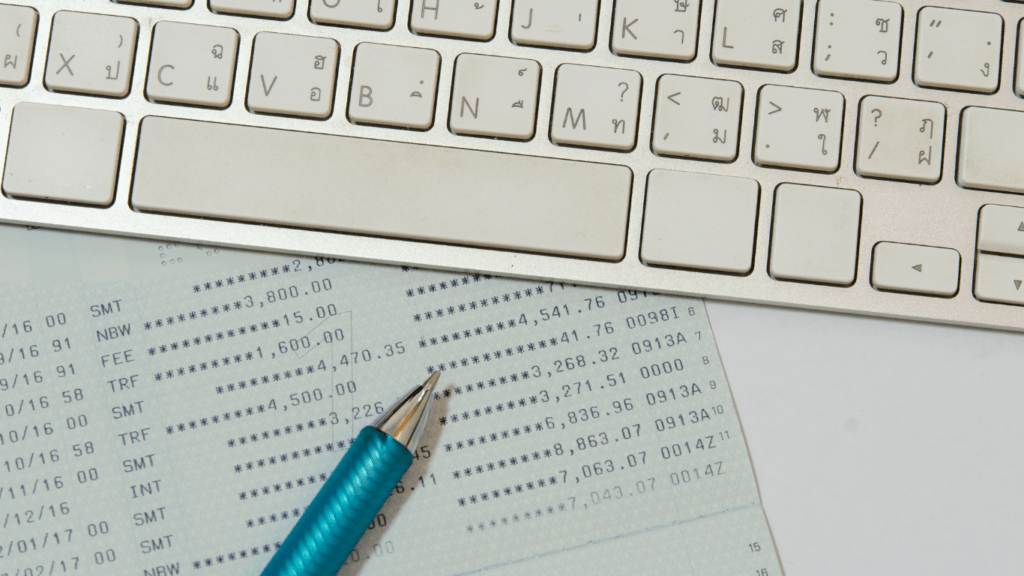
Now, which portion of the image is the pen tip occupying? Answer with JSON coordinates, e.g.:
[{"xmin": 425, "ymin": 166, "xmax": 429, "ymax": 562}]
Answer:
[
  {"xmin": 424, "ymin": 370, "xmax": 441, "ymax": 391},
  {"xmin": 374, "ymin": 372, "xmax": 441, "ymax": 450}
]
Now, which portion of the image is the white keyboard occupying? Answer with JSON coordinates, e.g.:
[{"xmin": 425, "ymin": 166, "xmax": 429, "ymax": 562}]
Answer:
[{"xmin": 1, "ymin": 0, "xmax": 1023, "ymax": 332}]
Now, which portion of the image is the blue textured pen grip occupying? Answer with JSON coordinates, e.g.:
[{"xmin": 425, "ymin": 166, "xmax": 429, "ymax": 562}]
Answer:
[{"xmin": 260, "ymin": 426, "xmax": 412, "ymax": 576}]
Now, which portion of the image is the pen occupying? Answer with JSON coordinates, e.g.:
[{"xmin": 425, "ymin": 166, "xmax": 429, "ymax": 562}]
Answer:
[{"xmin": 260, "ymin": 371, "xmax": 441, "ymax": 576}]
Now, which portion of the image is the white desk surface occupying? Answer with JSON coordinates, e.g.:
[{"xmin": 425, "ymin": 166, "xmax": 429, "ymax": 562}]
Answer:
[{"xmin": 706, "ymin": 301, "xmax": 1023, "ymax": 576}]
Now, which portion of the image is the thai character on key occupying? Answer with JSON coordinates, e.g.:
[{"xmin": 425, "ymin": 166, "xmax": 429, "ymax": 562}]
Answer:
[
  {"xmin": 772, "ymin": 40, "xmax": 784, "ymax": 54},
  {"xmin": 773, "ymin": 9, "xmax": 786, "ymax": 22},
  {"xmin": 875, "ymin": 18, "xmax": 890, "ymax": 33},
  {"xmin": 919, "ymin": 119, "xmax": 934, "ymax": 139},
  {"xmin": 919, "ymin": 147, "xmax": 932, "ymax": 165},
  {"xmin": 310, "ymin": 87, "xmax": 322, "ymax": 102},
  {"xmin": 4, "ymin": 54, "xmax": 15, "ymax": 69},
  {"xmin": 314, "ymin": 55, "xmax": 326, "ymax": 70},
  {"xmin": 711, "ymin": 96, "xmax": 729, "ymax": 112},
  {"xmin": 211, "ymin": 45, "xmax": 224, "ymax": 59}
]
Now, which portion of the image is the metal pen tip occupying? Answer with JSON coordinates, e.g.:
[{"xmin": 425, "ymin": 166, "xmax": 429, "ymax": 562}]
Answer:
[{"xmin": 374, "ymin": 372, "xmax": 441, "ymax": 451}]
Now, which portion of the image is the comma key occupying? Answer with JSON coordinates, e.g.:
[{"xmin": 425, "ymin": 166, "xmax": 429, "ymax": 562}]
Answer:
[{"xmin": 652, "ymin": 75, "xmax": 743, "ymax": 162}]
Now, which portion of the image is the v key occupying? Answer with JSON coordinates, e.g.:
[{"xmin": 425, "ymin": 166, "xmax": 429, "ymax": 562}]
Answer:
[{"xmin": 260, "ymin": 74, "xmax": 277, "ymax": 96}]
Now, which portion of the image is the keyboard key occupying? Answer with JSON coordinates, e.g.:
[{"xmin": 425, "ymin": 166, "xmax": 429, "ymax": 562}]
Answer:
[
  {"xmin": 957, "ymin": 107, "xmax": 1024, "ymax": 194},
  {"xmin": 113, "ymin": 0, "xmax": 193, "ymax": 7},
  {"xmin": 975, "ymin": 254, "xmax": 1024, "ymax": 306},
  {"xmin": 769, "ymin": 184, "xmax": 862, "ymax": 286},
  {"xmin": 510, "ymin": 0, "xmax": 599, "ymax": 51},
  {"xmin": 449, "ymin": 54, "xmax": 540, "ymax": 140},
  {"xmin": 131, "ymin": 117, "xmax": 633, "ymax": 260},
  {"xmin": 550, "ymin": 64, "xmax": 641, "ymax": 151},
  {"xmin": 44, "ymin": 11, "xmax": 138, "ymax": 98},
  {"xmin": 871, "ymin": 242, "xmax": 960, "ymax": 297},
  {"xmin": 0, "ymin": 4, "xmax": 37, "ymax": 88},
  {"xmin": 210, "ymin": 0, "xmax": 294, "ymax": 19},
  {"xmin": 309, "ymin": 0, "xmax": 396, "ymax": 30},
  {"xmin": 247, "ymin": 33, "xmax": 339, "ymax": 119},
  {"xmin": 754, "ymin": 85, "xmax": 844, "ymax": 172},
  {"xmin": 3, "ymin": 103, "xmax": 124, "ymax": 206},
  {"xmin": 1017, "ymin": 19, "xmax": 1024, "ymax": 98},
  {"xmin": 812, "ymin": 0, "xmax": 902, "ymax": 82},
  {"xmin": 146, "ymin": 22, "xmax": 239, "ymax": 109},
  {"xmin": 914, "ymin": 7, "xmax": 1002, "ymax": 94},
  {"xmin": 712, "ymin": 0, "xmax": 802, "ymax": 72},
  {"xmin": 652, "ymin": 75, "xmax": 742, "ymax": 162},
  {"xmin": 641, "ymin": 170, "xmax": 759, "ymax": 275},
  {"xmin": 347, "ymin": 43, "xmax": 440, "ymax": 130},
  {"xmin": 611, "ymin": 0, "xmax": 701, "ymax": 62},
  {"xmin": 410, "ymin": 0, "xmax": 498, "ymax": 41},
  {"xmin": 977, "ymin": 205, "xmax": 1024, "ymax": 257},
  {"xmin": 855, "ymin": 96, "xmax": 945, "ymax": 184}
]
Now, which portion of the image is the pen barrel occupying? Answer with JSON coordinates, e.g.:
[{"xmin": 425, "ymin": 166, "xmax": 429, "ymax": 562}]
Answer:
[{"xmin": 260, "ymin": 426, "xmax": 413, "ymax": 576}]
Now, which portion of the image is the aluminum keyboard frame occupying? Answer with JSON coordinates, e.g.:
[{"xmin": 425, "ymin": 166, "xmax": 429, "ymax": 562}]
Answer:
[{"xmin": 1, "ymin": 0, "xmax": 1023, "ymax": 332}]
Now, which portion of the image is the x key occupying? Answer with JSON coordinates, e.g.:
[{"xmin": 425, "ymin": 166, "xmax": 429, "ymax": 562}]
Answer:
[
  {"xmin": 45, "ymin": 11, "xmax": 138, "ymax": 98},
  {"xmin": 56, "ymin": 53, "xmax": 74, "ymax": 75}
]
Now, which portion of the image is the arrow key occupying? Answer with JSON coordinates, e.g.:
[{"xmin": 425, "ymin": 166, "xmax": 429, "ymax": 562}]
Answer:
[
  {"xmin": 975, "ymin": 254, "xmax": 1024, "ymax": 306},
  {"xmin": 871, "ymin": 242, "xmax": 960, "ymax": 297},
  {"xmin": 977, "ymin": 205, "xmax": 1024, "ymax": 258}
]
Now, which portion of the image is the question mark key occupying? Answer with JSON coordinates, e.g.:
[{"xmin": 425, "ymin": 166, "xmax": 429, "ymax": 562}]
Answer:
[
  {"xmin": 854, "ymin": 95, "xmax": 946, "ymax": 183},
  {"xmin": 549, "ymin": 64, "xmax": 641, "ymax": 151}
]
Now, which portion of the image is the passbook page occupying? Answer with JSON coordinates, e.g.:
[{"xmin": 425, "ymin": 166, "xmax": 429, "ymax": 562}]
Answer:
[{"xmin": 0, "ymin": 225, "xmax": 781, "ymax": 576}]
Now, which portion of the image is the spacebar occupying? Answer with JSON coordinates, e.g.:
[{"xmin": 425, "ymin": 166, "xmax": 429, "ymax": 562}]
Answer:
[{"xmin": 131, "ymin": 117, "xmax": 633, "ymax": 260}]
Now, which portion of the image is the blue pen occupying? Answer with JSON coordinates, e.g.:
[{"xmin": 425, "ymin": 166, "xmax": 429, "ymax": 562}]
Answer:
[{"xmin": 260, "ymin": 372, "xmax": 440, "ymax": 576}]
